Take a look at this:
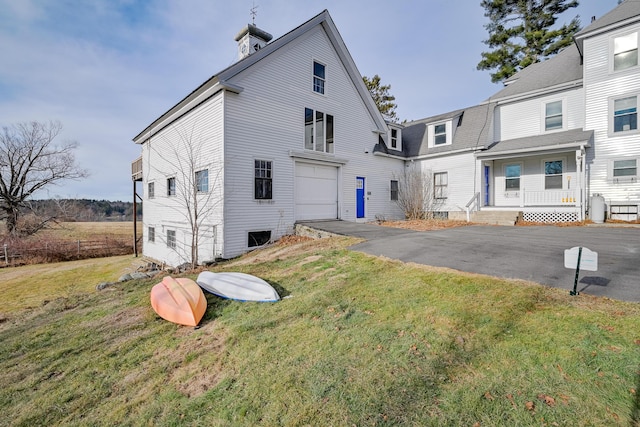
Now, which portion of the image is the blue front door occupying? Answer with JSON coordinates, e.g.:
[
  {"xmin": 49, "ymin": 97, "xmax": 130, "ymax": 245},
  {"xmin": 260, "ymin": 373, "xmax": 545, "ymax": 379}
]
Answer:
[
  {"xmin": 484, "ymin": 165, "xmax": 490, "ymax": 206},
  {"xmin": 356, "ymin": 177, "xmax": 365, "ymax": 218}
]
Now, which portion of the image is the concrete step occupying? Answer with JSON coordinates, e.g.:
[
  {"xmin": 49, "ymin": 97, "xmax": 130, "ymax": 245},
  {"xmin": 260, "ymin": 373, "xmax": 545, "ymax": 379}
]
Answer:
[{"xmin": 471, "ymin": 210, "xmax": 522, "ymax": 226}]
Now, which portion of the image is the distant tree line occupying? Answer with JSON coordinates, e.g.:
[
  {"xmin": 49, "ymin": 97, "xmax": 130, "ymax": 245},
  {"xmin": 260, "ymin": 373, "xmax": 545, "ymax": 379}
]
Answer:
[{"xmin": 25, "ymin": 199, "xmax": 140, "ymax": 222}]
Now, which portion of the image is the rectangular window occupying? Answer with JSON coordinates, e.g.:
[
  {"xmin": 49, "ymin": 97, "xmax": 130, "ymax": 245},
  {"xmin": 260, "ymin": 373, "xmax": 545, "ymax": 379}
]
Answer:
[
  {"xmin": 255, "ymin": 160, "xmax": 272, "ymax": 200},
  {"xmin": 545, "ymin": 160, "xmax": 563, "ymax": 189},
  {"xmin": 148, "ymin": 226, "xmax": 155, "ymax": 243},
  {"xmin": 148, "ymin": 182, "xmax": 155, "ymax": 199},
  {"xmin": 434, "ymin": 124, "xmax": 446, "ymax": 145},
  {"xmin": 167, "ymin": 177, "xmax": 176, "ymax": 196},
  {"xmin": 505, "ymin": 164, "xmax": 521, "ymax": 191},
  {"xmin": 390, "ymin": 180, "xmax": 399, "ymax": 201},
  {"xmin": 313, "ymin": 61, "xmax": 325, "ymax": 94},
  {"xmin": 304, "ymin": 108, "xmax": 334, "ymax": 153},
  {"xmin": 613, "ymin": 159, "xmax": 637, "ymax": 177},
  {"xmin": 195, "ymin": 169, "xmax": 208, "ymax": 193},
  {"xmin": 434, "ymin": 172, "xmax": 448, "ymax": 199},
  {"xmin": 248, "ymin": 231, "xmax": 271, "ymax": 248},
  {"xmin": 614, "ymin": 32, "xmax": 638, "ymax": 71},
  {"xmin": 545, "ymin": 100, "xmax": 563, "ymax": 131},
  {"xmin": 167, "ymin": 229, "xmax": 176, "ymax": 249},
  {"xmin": 614, "ymin": 96, "xmax": 637, "ymax": 132},
  {"xmin": 390, "ymin": 129, "xmax": 398, "ymax": 149}
]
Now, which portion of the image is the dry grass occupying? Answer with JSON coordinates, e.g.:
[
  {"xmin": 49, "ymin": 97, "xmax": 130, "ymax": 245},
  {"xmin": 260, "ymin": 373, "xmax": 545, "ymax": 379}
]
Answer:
[{"xmin": 379, "ymin": 218, "xmax": 472, "ymax": 231}]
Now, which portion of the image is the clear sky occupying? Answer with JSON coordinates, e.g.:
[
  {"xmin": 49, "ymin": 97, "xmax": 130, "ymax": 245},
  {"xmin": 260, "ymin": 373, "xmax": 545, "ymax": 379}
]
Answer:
[{"xmin": 0, "ymin": 0, "xmax": 619, "ymax": 201}]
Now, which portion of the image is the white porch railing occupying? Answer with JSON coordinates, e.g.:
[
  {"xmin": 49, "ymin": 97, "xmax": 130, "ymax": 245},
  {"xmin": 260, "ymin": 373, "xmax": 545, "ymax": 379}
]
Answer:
[
  {"xmin": 465, "ymin": 192, "xmax": 481, "ymax": 222},
  {"xmin": 520, "ymin": 189, "xmax": 578, "ymax": 206}
]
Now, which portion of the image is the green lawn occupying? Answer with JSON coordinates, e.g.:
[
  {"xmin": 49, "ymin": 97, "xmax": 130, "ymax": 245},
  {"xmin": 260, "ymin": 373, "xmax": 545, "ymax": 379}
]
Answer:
[{"xmin": 1, "ymin": 237, "xmax": 638, "ymax": 426}]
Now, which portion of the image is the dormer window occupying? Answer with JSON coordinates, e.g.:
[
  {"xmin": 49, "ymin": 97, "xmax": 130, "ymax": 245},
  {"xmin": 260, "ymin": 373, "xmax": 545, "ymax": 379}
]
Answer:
[
  {"xmin": 313, "ymin": 61, "xmax": 325, "ymax": 94},
  {"xmin": 434, "ymin": 124, "xmax": 447, "ymax": 145},
  {"xmin": 614, "ymin": 32, "xmax": 638, "ymax": 71},
  {"xmin": 389, "ymin": 128, "xmax": 401, "ymax": 150}
]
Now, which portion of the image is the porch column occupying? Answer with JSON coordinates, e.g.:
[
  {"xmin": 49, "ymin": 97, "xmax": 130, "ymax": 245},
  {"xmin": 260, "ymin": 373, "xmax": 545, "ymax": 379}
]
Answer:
[{"xmin": 576, "ymin": 148, "xmax": 585, "ymax": 221}]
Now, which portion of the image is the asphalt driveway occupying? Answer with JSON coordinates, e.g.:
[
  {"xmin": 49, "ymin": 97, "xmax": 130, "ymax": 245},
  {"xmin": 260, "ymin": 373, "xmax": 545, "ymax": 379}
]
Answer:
[{"xmin": 299, "ymin": 221, "xmax": 640, "ymax": 303}]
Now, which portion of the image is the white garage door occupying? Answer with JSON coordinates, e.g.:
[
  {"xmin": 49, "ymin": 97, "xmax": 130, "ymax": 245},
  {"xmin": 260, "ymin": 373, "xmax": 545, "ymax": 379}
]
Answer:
[{"xmin": 295, "ymin": 162, "xmax": 338, "ymax": 220}]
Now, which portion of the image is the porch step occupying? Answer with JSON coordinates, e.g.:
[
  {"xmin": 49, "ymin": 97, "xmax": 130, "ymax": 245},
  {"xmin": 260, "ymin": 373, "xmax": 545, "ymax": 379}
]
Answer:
[{"xmin": 471, "ymin": 210, "xmax": 522, "ymax": 226}]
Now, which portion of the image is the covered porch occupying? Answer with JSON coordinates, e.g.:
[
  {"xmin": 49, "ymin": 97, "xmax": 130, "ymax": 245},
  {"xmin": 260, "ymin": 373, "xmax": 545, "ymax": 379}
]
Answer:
[{"xmin": 473, "ymin": 129, "xmax": 593, "ymax": 222}]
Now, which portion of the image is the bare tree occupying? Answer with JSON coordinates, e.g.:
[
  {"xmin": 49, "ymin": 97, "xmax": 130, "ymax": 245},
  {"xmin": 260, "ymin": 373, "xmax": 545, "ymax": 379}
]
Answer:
[
  {"xmin": 393, "ymin": 165, "xmax": 444, "ymax": 220},
  {"xmin": 148, "ymin": 123, "xmax": 223, "ymax": 269},
  {"xmin": 0, "ymin": 121, "xmax": 88, "ymax": 235}
]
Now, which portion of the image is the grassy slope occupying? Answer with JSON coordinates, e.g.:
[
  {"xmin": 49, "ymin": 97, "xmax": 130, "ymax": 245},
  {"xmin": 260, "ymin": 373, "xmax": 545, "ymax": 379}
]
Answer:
[{"xmin": 0, "ymin": 237, "xmax": 638, "ymax": 426}]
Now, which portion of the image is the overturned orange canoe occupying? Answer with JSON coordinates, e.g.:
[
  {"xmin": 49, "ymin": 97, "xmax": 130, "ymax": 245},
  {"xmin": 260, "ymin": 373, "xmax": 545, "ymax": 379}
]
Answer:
[{"xmin": 150, "ymin": 276, "xmax": 207, "ymax": 326}]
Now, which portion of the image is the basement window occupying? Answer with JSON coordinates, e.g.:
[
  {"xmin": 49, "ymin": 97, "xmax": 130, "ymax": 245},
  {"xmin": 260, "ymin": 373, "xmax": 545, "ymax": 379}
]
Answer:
[{"xmin": 248, "ymin": 231, "xmax": 271, "ymax": 248}]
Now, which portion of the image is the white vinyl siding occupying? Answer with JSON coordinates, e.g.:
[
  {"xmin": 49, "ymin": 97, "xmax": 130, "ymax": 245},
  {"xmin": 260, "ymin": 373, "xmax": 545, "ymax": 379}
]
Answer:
[
  {"xmin": 417, "ymin": 152, "xmax": 476, "ymax": 213},
  {"xmin": 584, "ymin": 22, "xmax": 640, "ymax": 204},
  {"xmin": 221, "ymin": 24, "xmax": 403, "ymax": 257},
  {"xmin": 495, "ymin": 89, "xmax": 582, "ymax": 141}
]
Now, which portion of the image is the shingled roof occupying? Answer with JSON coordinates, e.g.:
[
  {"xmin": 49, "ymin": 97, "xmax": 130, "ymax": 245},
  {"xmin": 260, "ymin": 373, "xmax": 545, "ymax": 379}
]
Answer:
[{"xmin": 574, "ymin": 0, "xmax": 640, "ymax": 55}]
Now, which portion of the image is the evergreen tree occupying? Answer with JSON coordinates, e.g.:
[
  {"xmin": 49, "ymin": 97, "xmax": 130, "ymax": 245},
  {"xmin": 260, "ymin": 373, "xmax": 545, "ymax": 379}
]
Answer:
[
  {"xmin": 477, "ymin": 0, "xmax": 581, "ymax": 83},
  {"xmin": 363, "ymin": 75, "xmax": 399, "ymax": 122}
]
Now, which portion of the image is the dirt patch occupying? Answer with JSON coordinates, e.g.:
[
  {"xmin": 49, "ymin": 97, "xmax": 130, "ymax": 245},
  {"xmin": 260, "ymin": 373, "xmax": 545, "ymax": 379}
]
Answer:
[
  {"xmin": 168, "ymin": 328, "xmax": 228, "ymax": 398},
  {"xmin": 379, "ymin": 219, "xmax": 471, "ymax": 231}
]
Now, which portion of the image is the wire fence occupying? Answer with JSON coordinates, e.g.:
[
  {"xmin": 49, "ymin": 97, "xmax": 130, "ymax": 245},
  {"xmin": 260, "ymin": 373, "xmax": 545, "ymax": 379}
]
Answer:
[{"xmin": 1, "ymin": 238, "xmax": 135, "ymax": 267}]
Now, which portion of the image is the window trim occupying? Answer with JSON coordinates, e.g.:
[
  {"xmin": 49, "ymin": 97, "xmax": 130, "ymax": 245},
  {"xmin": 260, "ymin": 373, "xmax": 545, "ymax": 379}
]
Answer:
[
  {"xmin": 611, "ymin": 31, "xmax": 639, "ymax": 73},
  {"xmin": 504, "ymin": 162, "xmax": 522, "ymax": 192},
  {"xmin": 254, "ymin": 159, "xmax": 273, "ymax": 200},
  {"xmin": 609, "ymin": 93, "xmax": 639, "ymax": 136},
  {"xmin": 147, "ymin": 181, "xmax": 155, "ymax": 199},
  {"xmin": 148, "ymin": 226, "xmax": 155, "ymax": 243},
  {"xmin": 166, "ymin": 229, "xmax": 176, "ymax": 249},
  {"xmin": 390, "ymin": 179, "xmax": 399, "ymax": 201},
  {"xmin": 428, "ymin": 121, "xmax": 451, "ymax": 147},
  {"xmin": 312, "ymin": 60, "xmax": 326, "ymax": 95},
  {"xmin": 433, "ymin": 171, "xmax": 448, "ymax": 200},
  {"xmin": 304, "ymin": 107, "xmax": 334, "ymax": 153},
  {"xmin": 166, "ymin": 176, "xmax": 176, "ymax": 197},
  {"xmin": 542, "ymin": 99, "xmax": 564, "ymax": 132},
  {"xmin": 195, "ymin": 169, "xmax": 209, "ymax": 193},
  {"xmin": 389, "ymin": 128, "xmax": 401, "ymax": 150},
  {"xmin": 543, "ymin": 158, "xmax": 564, "ymax": 190},
  {"xmin": 610, "ymin": 157, "xmax": 638, "ymax": 182}
]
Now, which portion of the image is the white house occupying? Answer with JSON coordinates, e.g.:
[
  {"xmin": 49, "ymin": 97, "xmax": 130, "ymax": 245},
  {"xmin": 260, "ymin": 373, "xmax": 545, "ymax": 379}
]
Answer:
[
  {"xmin": 132, "ymin": 10, "xmax": 405, "ymax": 265},
  {"xmin": 392, "ymin": 1, "xmax": 640, "ymax": 224},
  {"xmin": 132, "ymin": 2, "xmax": 640, "ymax": 267}
]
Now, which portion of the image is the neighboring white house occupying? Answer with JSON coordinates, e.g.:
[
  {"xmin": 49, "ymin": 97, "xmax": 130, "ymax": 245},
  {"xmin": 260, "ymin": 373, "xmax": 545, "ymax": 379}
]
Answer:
[
  {"xmin": 391, "ymin": 1, "xmax": 640, "ymax": 223},
  {"xmin": 132, "ymin": 2, "xmax": 640, "ymax": 266},
  {"xmin": 132, "ymin": 10, "xmax": 405, "ymax": 265}
]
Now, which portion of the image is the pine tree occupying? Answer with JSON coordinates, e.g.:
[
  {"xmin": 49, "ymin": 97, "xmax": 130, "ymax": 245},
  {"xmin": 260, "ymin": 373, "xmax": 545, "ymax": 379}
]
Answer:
[
  {"xmin": 363, "ymin": 75, "xmax": 399, "ymax": 122},
  {"xmin": 477, "ymin": 0, "xmax": 581, "ymax": 83}
]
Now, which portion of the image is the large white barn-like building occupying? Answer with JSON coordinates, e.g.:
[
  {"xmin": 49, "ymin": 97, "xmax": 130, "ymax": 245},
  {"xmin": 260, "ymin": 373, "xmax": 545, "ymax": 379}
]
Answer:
[{"xmin": 132, "ymin": 2, "xmax": 640, "ymax": 266}]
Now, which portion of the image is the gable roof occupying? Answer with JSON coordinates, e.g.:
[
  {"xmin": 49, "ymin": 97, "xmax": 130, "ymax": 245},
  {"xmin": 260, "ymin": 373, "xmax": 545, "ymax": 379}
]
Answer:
[
  {"xmin": 574, "ymin": 0, "xmax": 640, "ymax": 55},
  {"xmin": 489, "ymin": 43, "xmax": 583, "ymax": 102},
  {"xmin": 133, "ymin": 10, "xmax": 386, "ymax": 144}
]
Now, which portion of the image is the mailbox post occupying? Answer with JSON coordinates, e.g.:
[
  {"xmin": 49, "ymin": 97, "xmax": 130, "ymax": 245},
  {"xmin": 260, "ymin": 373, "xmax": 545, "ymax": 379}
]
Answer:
[{"xmin": 564, "ymin": 246, "xmax": 598, "ymax": 296}]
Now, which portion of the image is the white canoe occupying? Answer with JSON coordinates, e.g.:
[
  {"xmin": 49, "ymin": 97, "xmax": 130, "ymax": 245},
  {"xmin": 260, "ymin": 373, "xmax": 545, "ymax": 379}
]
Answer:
[{"xmin": 196, "ymin": 271, "xmax": 280, "ymax": 302}]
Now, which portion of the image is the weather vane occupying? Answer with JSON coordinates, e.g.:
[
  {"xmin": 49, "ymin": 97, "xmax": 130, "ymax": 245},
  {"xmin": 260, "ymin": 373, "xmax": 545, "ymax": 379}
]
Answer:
[{"xmin": 250, "ymin": 2, "xmax": 258, "ymax": 25}]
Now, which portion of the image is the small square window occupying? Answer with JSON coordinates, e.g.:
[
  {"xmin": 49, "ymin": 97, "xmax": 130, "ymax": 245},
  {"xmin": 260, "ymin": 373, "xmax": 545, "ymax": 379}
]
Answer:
[
  {"xmin": 167, "ymin": 229, "xmax": 176, "ymax": 249},
  {"xmin": 148, "ymin": 182, "xmax": 155, "ymax": 199},
  {"xmin": 167, "ymin": 177, "xmax": 176, "ymax": 196},
  {"xmin": 255, "ymin": 160, "xmax": 272, "ymax": 200},
  {"xmin": 313, "ymin": 61, "xmax": 325, "ymax": 94},
  {"xmin": 195, "ymin": 169, "xmax": 208, "ymax": 193},
  {"xmin": 390, "ymin": 180, "xmax": 399, "ymax": 201},
  {"xmin": 148, "ymin": 227, "xmax": 155, "ymax": 243}
]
